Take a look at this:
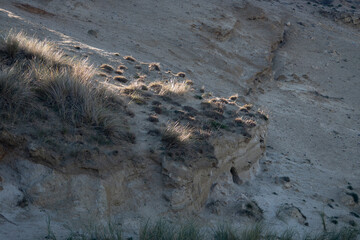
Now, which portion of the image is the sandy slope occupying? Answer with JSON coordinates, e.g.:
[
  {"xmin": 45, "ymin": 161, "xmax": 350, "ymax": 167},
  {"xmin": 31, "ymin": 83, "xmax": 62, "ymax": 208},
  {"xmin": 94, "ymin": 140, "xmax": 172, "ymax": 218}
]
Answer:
[
  {"xmin": 221, "ymin": 0, "xmax": 360, "ymax": 234},
  {"xmin": 0, "ymin": 0, "xmax": 359, "ymax": 238}
]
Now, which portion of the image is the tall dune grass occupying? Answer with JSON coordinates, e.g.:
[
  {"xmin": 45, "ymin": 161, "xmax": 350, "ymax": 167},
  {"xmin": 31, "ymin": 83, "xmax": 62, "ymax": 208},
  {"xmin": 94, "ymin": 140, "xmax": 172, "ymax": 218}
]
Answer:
[{"xmin": 0, "ymin": 31, "xmax": 124, "ymax": 136}]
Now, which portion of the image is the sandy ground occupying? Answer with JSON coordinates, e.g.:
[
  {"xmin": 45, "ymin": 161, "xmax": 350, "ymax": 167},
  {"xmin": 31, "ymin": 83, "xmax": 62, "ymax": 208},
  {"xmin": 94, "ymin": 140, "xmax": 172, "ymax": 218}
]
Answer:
[{"xmin": 0, "ymin": 0, "xmax": 359, "ymax": 238}]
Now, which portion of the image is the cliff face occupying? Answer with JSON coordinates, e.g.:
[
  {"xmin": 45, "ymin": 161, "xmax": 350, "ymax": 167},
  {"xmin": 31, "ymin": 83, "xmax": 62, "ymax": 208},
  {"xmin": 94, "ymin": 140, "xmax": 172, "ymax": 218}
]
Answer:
[
  {"xmin": 162, "ymin": 124, "xmax": 267, "ymax": 211},
  {"xmin": 0, "ymin": 121, "xmax": 267, "ymax": 222}
]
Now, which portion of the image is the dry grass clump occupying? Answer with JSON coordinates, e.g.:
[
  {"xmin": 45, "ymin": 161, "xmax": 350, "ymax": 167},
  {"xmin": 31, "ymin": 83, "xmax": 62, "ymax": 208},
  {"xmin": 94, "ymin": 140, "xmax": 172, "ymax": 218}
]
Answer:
[
  {"xmin": 201, "ymin": 98, "xmax": 226, "ymax": 114},
  {"xmin": 229, "ymin": 94, "xmax": 238, "ymax": 101},
  {"xmin": 257, "ymin": 109, "xmax": 269, "ymax": 121},
  {"xmin": 162, "ymin": 121, "xmax": 192, "ymax": 148},
  {"xmin": 234, "ymin": 117, "xmax": 256, "ymax": 128},
  {"xmin": 239, "ymin": 104, "xmax": 253, "ymax": 112},
  {"xmin": 129, "ymin": 92, "xmax": 146, "ymax": 105},
  {"xmin": 185, "ymin": 79, "xmax": 193, "ymax": 85},
  {"xmin": 176, "ymin": 72, "xmax": 186, "ymax": 78},
  {"xmin": 121, "ymin": 81, "xmax": 149, "ymax": 104},
  {"xmin": 149, "ymin": 63, "xmax": 160, "ymax": 71},
  {"xmin": 0, "ymin": 31, "xmax": 125, "ymax": 136},
  {"xmin": 0, "ymin": 65, "xmax": 33, "ymax": 120},
  {"xmin": 118, "ymin": 64, "xmax": 128, "ymax": 70},
  {"xmin": 113, "ymin": 75, "xmax": 128, "ymax": 83},
  {"xmin": 122, "ymin": 81, "xmax": 147, "ymax": 94},
  {"xmin": 99, "ymin": 64, "xmax": 114, "ymax": 72},
  {"xmin": 148, "ymin": 114, "xmax": 159, "ymax": 123},
  {"xmin": 149, "ymin": 79, "xmax": 190, "ymax": 96},
  {"xmin": 97, "ymin": 72, "xmax": 110, "ymax": 78},
  {"xmin": 148, "ymin": 82, "xmax": 163, "ymax": 92},
  {"xmin": 134, "ymin": 73, "xmax": 147, "ymax": 82},
  {"xmin": 123, "ymin": 55, "xmax": 136, "ymax": 62},
  {"xmin": 0, "ymin": 31, "xmax": 78, "ymax": 69},
  {"xmin": 159, "ymin": 80, "xmax": 190, "ymax": 96},
  {"xmin": 210, "ymin": 98, "xmax": 229, "ymax": 104},
  {"xmin": 115, "ymin": 69, "xmax": 124, "ymax": 75},
  {"xmin": 33, "ymin": 65, "xmax": 122, "ymax": 133}
]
